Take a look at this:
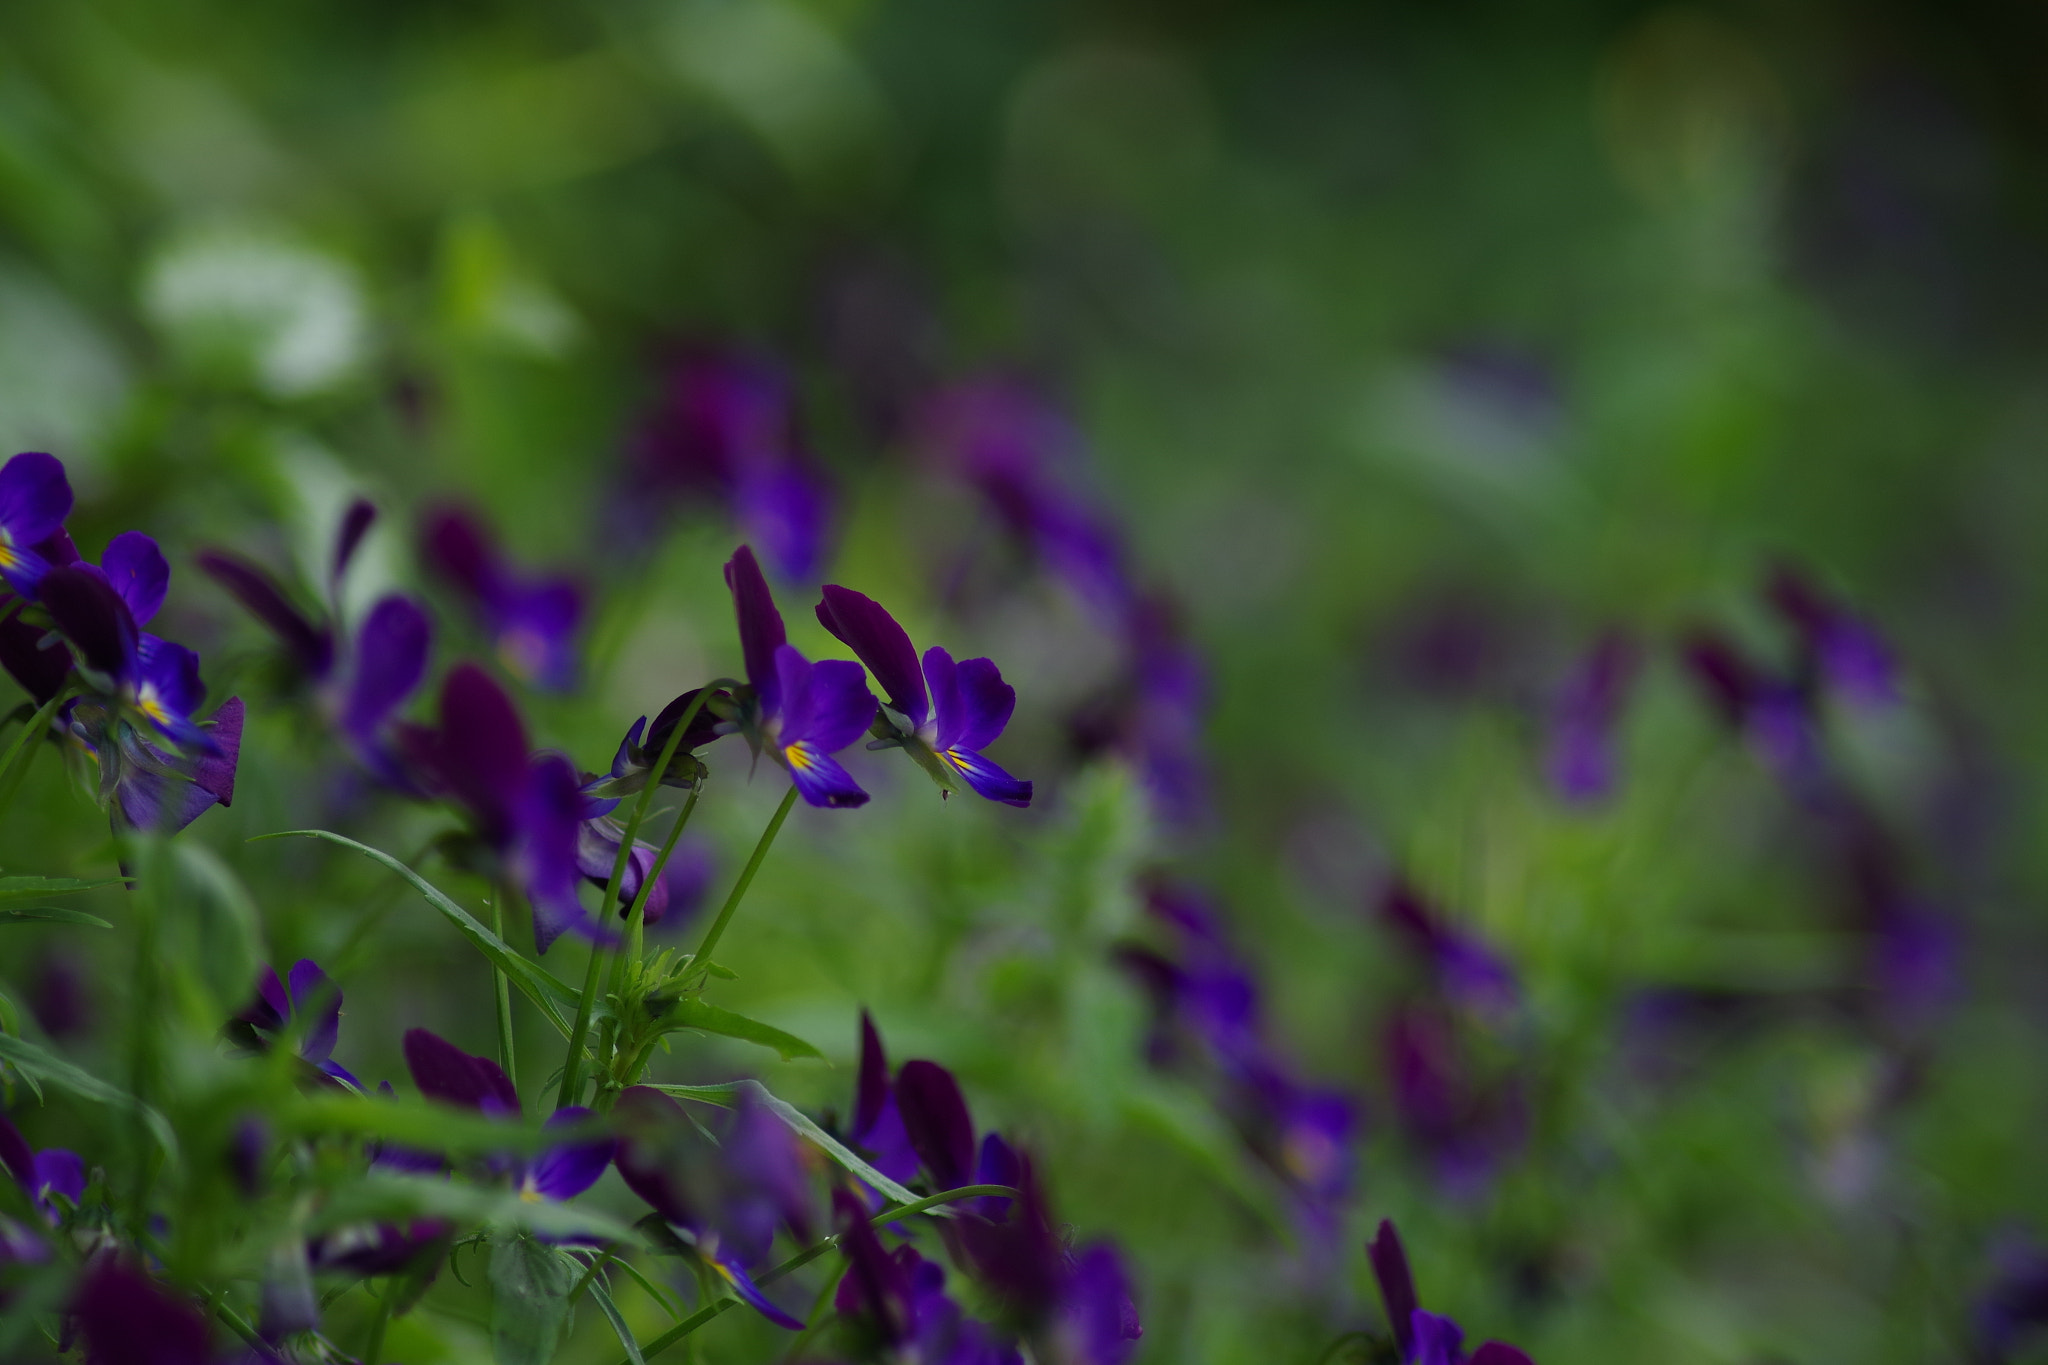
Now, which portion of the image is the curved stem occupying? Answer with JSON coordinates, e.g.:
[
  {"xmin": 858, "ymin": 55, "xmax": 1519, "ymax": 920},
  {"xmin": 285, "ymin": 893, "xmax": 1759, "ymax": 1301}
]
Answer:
[
  {"xmin": 490, "ymin": 887, "xmax": 517, "ymax": 1083},
  {"xmin": 688, "ymin": 784, "xmax": 798, "ymax": 974}
]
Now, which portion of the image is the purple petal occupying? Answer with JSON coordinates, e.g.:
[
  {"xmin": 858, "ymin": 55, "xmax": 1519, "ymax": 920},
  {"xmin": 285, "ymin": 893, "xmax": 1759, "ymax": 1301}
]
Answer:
[
  {"xmin": 783, "ymin": 742, "xmax": 870, "ymax": 809},
  {"xmin": 853, "ymin": 1011, "xmax": 891, "ymax": 1142},
  {"xmin": 403, "ymin": 1027, "xmax": 520, "ymax": 1115},
  {"xmin": 725, "ymin": 1090, "xmax": 816, "ymax": 1246},
  {"xmin": 113, "ymin": 758, "xmax": 224, "ymax": 834},
  {"xmin": 526, "ymin": 1107, "xmax": 614, "ymax": 1202},
  {"xmin": 786, "ymin": 651, "xmax": 876, "ymax": 755},
  {"xmin": 520, "ymin": 754, "xmax": 602, "ymax": 954},
  {"xmin": 1412, "ymin": 1310, "xmax": 1466, "ymax": 1365},
  {"xmin": 194, "ymin": 550, "xmax": 333, "ymax": 676},
  {"xmin": 833, "ymin": 1187, "xmax": 912, "ymax": 1343},
  {"xmin": 39, "ymin": 564, "xmax": 139, "ymax": 683},
  {"xmin": 816, "ymin": 585, "xmax": 926, "ymax": 729},
  {"xmin": 712, "ymin": 1254, "xmax": 807, "ymax": 1330},
  {"xmin": 432, "ymin": 664, "xmax": 530, "ymax": 841},
  {"xmin": 724, "ymin": 545, "xmax": 787, "ymax": 709},
  {"xmin": 643, "ymin": 687, "xmax": 730, "ymax": 766},
  {"xmin": 1056, "ymin": 1243, "xmax": 1143, "ymax": 1365},
  {"xmin": 137, "ymin": 635, "xmax": 207, "ymax": 728},
  {"xmin": 974, "ymin": 1132, "xmax": 1020, "ymax": 1218},
  {"xmin": 343, "ymin": 595, "xmax": 432, "ymax": 743},
  {"xmin": 32, "ymin": 1148, "xmax": 85, "ymax": 1212},
  {"xmin": 944, "ymin": 655, "xmax": 1016, "ymax": 752},
  {"xmin": 70, "ymin": 1256, "xmax": 216, "ymax": 1365},
  {"xmin": 333, "ymin": 498, "xmax": 378, "ymax": 584},
  {"xmin": 894, "ymin": 1060, "xmax": 975, "ymax": 1189},
  {"xmin": 610, "ymin": 1086, "xmax": 701, "ymax": 1227},
  {"xmin": 0, "ymin": 451, "xmax": 73, "ymax": 554},
  {"xmin": 192, "ymin": 697, "xmax": 243, "ymax": 805},
  {"xmin": 100, "ymin": 532, "xmax": 169, "ymax": 627},
  {"xmin": 419, "ymin": 505, "xmax": 502, "ymax": 604},
  {"xmin": 939, "ymin": 747, "xmax": 1032, "ymax": 807},
  {"xmin": 489, "ymin": 577, "xmax": 583, "ymax": 691},
  {"xmin": 286, "ymin": 960, "xmax": 342, "ymax": 1066},
  {"xmin": 0, "ymin": 591, "xmax": 74, "ymax": 702},
  {"xmin": 1469, "ymin": 1345, "xmax": 1536, "ymax": 1365},
  {"xmin": 1369, "ymin": 1221, "xmax": 1419, "ymax": 1361},
  {"xmin": 735, "ymin": 464, "xmax": 831, "ymax": 583}
]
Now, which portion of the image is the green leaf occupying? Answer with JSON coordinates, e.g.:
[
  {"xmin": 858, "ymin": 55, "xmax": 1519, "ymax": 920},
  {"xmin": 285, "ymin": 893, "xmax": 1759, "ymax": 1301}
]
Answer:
[
  {"xmin": 0, "ymin": 688, "xmax": 70, "ymax": 822},
  {"xmin": 310, "ymin": 1173, "xmax": 640, "ymax": 1245},
  {"xmin": 0, "ymin": 875, "xmax": 127, "ymax": 906},
  {"xmin": 0, "ymin": 906, "xmax": 112, "ymax": 928},
  {"xmin": 660, "ymin": 1000, "xmax": 823, "ymax": 1062},
  {"xmin": 489, "ymin": 1228, "xmax": 577, "ymax": 1365},
  {"xmin": 260, "ymin": 830, "xmax": 581, "ymax": 1036},
  {"xmin": 161, "ymin": 843, "xmax": 262, "ymax": 1012},
  {"xmin": 284, "ymin": 1094, "xmax": 609, "ymax": 1157},
  {"xmin": 588, "ymin": 1277, "xmax": 647, "ymax": 1365},
  {"xmin": 643, "ymin": 1079, "xmax": 919, "ymax": 1208},
  {"xmin": 0, "ymin": 1032, "xmax": 177, "ymax": 1159}
]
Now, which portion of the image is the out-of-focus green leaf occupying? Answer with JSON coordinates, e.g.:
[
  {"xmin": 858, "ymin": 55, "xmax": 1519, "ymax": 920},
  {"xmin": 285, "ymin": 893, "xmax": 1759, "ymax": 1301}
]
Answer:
[
  {"xmin": 262, "ymin": 830, "xmax": 579, "ymax": 1035},
  {"xmin": 488, "ymin": 1228, "xmax": 578, "ymax": 1365},
  {"xmin": 660, "ymin": 1000, "xmax": 823, "ymax": 1062},
  {"xmin": 643, "ymin": 1078, "xmax": 919, "ymax": 1207},
  {"xmin": 0, "ymin": 875, "xmax": 126, "ymax": 905},
  {"xmin": 0, "ymin": 1032, "xmax": 176, "ymax": 1158},
  {"xmin": 309, "ymin": 1173, "xmax": 639, "ymax": 1244},
  {"xmin": 1121, "ymin": 1080, "xmax": 1289, "ymax": 1238},
  {"xmin": 0, "ymin": 905, "xmax": 112, "ymax": 928},
  {"xmin": 283, "ymin": 1093, "xmax": 607, "ymax": 1156},
  {"xmin": 162, "ymin": 843, "xmax": 262, "ymax": 1013}
]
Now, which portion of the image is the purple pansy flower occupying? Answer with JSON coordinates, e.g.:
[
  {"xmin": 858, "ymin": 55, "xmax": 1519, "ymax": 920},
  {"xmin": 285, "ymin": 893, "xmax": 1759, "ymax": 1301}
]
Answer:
[
  {"xmin": 69, "ymin": 1256, "xmax": 225, "ymax": 1365},
  {"xmin": 815, "ymin": 585, "xmax": 1032, "ymax": 807},
  {"xmin": 0, "ymin": 1111, "xmax": 86, "ymax": 1264},
  {"xmin": 1379, "ymin": 883, "xmax": 1521, "ymax": 1024},
  {"xmin": 1369, "ymin": 1220, "xmax": 1535, "ymax": 1365},
  {"xmin": 573, "ymin": 691, "xmax": 732, "ymax": 925},
  {"xmin": 628, "ymin": 350, "xmax": 834, "ymax": 582},
  {"xmin": 40, "ymin": 555, "xmax": 210, "ymax": 752},
  {"xmin": 401, "ymin": 1029, "xmax": 614, "ymax": 1209},
  {"xmin": 403, "ymin": 663, "xmax": 604, "ymax": 952},
  {"xmin": 725, "ymin": 545, "xmax": 876, "ymax": 808},
  {"xmin": 612, "ymin": 1084, "xmax": 814, "ymax": 1330},
  {"xmin": 833, "ymin": 1189, "xmax": 1024, "ymax": 1364},
  {"xmin": 848, "ymin": 1011, "xmax": 920, "ymax": 1190},
  {"xmin": 1543, "ymin": 631, "xmax": 1639, "ymax": 805},
  {"xmin": 1682, "ymin": 628, "xmax": 1831, "ymax": 801},
  {"xmin": 956, "ymin": 1161, "xmax": 1143, "ymax": 1363},
  {"xmin": 1768, "ymin": 565, "xmax": 1897, "ymax": 708},
  {"xmin": 232, "ymin": 959, "xmax": 361, "ymax": 1090},
  {"xmin": 0, "ymin": 451, "xmax": 75, "ymax": 600},
  {"xmin": 420, "ymin": 504, "xmax": 584, "ymax": 691}
]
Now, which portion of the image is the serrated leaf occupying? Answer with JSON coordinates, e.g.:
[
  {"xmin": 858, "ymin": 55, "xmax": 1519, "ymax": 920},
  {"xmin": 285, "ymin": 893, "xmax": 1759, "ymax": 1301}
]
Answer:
[
  {"xmin": 661, "ymin": 1000, "xmax": 823, "ymax": 1062},
  {"xmin": 0, "ymin": 906, "xmax": 112, "ymax": 928},
  {"xmin": 643, "ymin": 1079, "xmax": 919, "ymax": 1207},
  {"xmin": 0, "ymin": 875, "xmax": 127, "ymax": 906},
  {"xmin": 489, "ymin": 1228, "xmax": 577, "ymax": 1365},
  {"xmin": 0, "ymin": 1032, "xmax": 177, "ymax": 1159},
  {"xmin": 261, "ymin": 830, "xmax": 581, "ymax": 1036},
  {"xmin": 587, "ymin": 1277, "xmax": 647, "ymax": 1365}
]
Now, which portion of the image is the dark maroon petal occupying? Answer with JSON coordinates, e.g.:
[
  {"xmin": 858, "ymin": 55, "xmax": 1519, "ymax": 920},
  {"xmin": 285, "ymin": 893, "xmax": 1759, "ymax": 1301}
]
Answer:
[
  {"xmin": 610, "ymin": 1085, "xmax": 700, "ymax": 1227},
  {"xmin": 70, "ymin": 1256, "xmax": 215, "ymax": 1365},
  {"xmin": 1369, "ymin": 1219, "xmax": 1420, "ymax": 1361},
  {"xmin": 0, "ymin": 452, "xmax": 73, "ymax": 547},
  {"xmin": 645, "ymin": 686, "xmax": 731, "ymax": 761},
  {"xmin": 527, "ymin": 1107, "xmax": 614, "ymax": 1202},
  {"xmin": 894, "ymin": 1059, "xmax": 975, "ymax": 1189},
  {"xmin": 333, "ymin": 498, "xmax": 378, "ymax": 584},
  {"xmin": 0, "ymin": 591, "xmax": 73, "ymax": 702},
  {"xmin": 815, "ymin": 585, "xmax": 926, "ymax": 729},
  {"xmin": 945, "ymin": 656, "xmax": 1015, "ymax": 752},
  {"xmin": 832, "ymin": 1187, "xmax": 912, "ymax": 1344},
  {"xmin": 100, "ymin": 532, "xmax": 169, "ymax": 628},
  {"xmin": 194, "ymin": 550, "xmax": 333, "ymax": 676},
  {"xmin": 287, "ymin": 960, "xmax": 342, "ymax": 1066},
  {"xmin": 723, "ymin": 544, "xmax": 786, "ymax": 709},
  {"xmin": 434, "ymin": 663, "xmax": 530, "ymax": 842},
  {"xmin": 39, "ymin": 564, "xmax": 138, "ymax": 682},
  {"xmin": 342, "ymin": 595, "xmax": 432, "ymax": 743},
  {"xmin": 957, "ymin": 1158, "xmax": 1064, "ymax": 1315},
  {"xmin": 403, "ymin": 1027, "xmax": 519, "ymax": 1115},
  {"xmin": 419, "ymin": 504, "xmax": 501, "ymax": 603},
  {"xmin": 1469, "ymin": 1343, "xmax": 1536, "ymax": 1365},
  {"xmin": 854, "ymin": 1010, "xmax": 891, "ymax": 1141},
  {"xmin": 0, "ymin": 1110, "xmax": 33, "ymax": 1189},
  {"xmin": 32, "ymin": 526, "xmax": 80, "ymax": 569}
]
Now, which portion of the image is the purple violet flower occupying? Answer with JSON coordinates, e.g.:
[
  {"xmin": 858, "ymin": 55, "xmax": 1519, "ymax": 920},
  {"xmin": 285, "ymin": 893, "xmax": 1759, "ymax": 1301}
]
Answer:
[
  {"xmin": 1369, "ymin": 1220, "xmax": 1535, "ymax": 1365},
  {"xmin": 0, "ymin": 1110, "xmax": 85, "ymax": 1265},
  {"xmin": 612, "ymin": 1084, "xmax": 814, "ymax": 1330},
  {"xmin": 849, "ymin": 1010, "xmax": 920, "ymax": 1190},
  {"xmin": 815, "ymin": 584, "xmax": 1032, "ymax": 806},
  {"xmin": 68, "ymin": 1255, "xmax": 222, "ymax": 1365},
  {"xmin": 955, "ymin": 1159, "xmax": 1143, "ymax": 1362},
  {"xmin": 1768, "ymin": 564, "xmax": 1898, "ymax": 708},
  {"xmin": 1543, "ymin": 631, "xmax": 1639, "ymax": 805},
  {"xmin": 725, "ymin": 545, "xmax": 876, "ymax": 808},
  {"xmin": 404, "ymin": 662, "xmax": 605, "ymax": 952},
  {"xmin": 401, "ymin": 1029, "xmax": 614, "ymax": 1208},
  {"xmin": 0, "ymin": 451, "xmax": 75, "ymax": 600},
  {"xmin": 421, "ymin": 504, "xmax": 584, "ymax": 691},
  {"xmin": 628, "ymin": 350, "xmax": 834, "ymax": 582},
  {"xmin": 231, "ymin": 959, "xmax": 361, "ymax": 1090},
  {"xmin": 573, "ymin": 691, "xmax": 732, "ymax": 924},
  {"xmin": 834, "ymin": 1188, "xmax": 1025, "ymax": 1364}
]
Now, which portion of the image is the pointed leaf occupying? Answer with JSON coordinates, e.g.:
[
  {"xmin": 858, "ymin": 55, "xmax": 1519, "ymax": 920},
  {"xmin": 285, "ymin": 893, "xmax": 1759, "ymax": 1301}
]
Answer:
[
  {"xmin": 660, "ymin": 1001, "xmax": 823, "ymax": 1062},
  {"xmin": 643, "ymin": 1079, "xmax": 919, "ymax": 1208},
  {"xmin": 588, "ymin": 1277, "xmax": 648, "ymax": 1365},
  {"xmin": 0, "ymin": 1032, "xmax": 176, "ymax": 1158},
  {"xmin": 0, "ymin": 875, "xmax": 127, "ymax": 906},
  {"xmin": 0, "ymin": 906, "xmax": 111, "ymax": 929}
]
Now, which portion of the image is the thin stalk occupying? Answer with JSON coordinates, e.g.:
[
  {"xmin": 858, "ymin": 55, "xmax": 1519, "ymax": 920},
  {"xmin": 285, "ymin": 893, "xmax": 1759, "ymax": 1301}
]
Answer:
[
  {"xmin": 362, "ymin": 1283, "xmax": 392, "ymax": 1365},
  {"xmin": 688, "ymin": 784, "xmax": 798, "ymax": 973},
  {"xmin": 0, "ymin": 686, "xmax": 71, "ymax": 825},
  {"xmin": 560, "ymin": 685, "xmax": 726, "ymax": 1109},
  {"xmin": 779, "ymin": 1258, "xmax": 849, "ymax": 1363},
  {"xmin": 616, "ymin": 1185, "xmax": 1016, "ymax": 1365},
  {"xmin": 124, "ymin": 838, "xmax": 160, "ymax": 1239},
  {"xmin": 491, "ymin": 887, "xmax": 517, "ymax": 1083}
]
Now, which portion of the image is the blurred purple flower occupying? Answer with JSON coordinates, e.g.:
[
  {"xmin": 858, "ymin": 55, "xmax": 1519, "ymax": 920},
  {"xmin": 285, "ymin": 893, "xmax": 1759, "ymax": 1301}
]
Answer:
[
  {"xmin": 816, "ymin": 584, "xmax": 1032, "ymax": 806},
  {"xmin": 232, "ymin": 959, "xmax": 361, "ymax": 1090},
  {"xmin": 848, "ymin": 1011, "xmax": 920, "ymax": 1191},
  {"xmin": 726, "ymin": 545, "xmax": 876, "ymax": 808},
  {"xmin": 1543, "ymin": 631, "xmax": 1639, "ymax": 805},
  {"xmin": 1379, "ymin": 882, "xmax": 1521, "ymax": 1023},
  {"xmin": 1768, "ymin": 564, "xmax": 1898, "ymax": 708},
  {"xmin": 956, "ymin": 1161, "xmax": 1143, "ymax": 1363},
  {"xmin": 0, "ymin": 1109, "xmax": 85, "ymax": 1262},
  {"xmin": 1682, "ymin": 628, "xmax": 1830, "ymax": 800},
  {"xmin": 1369, "ymin": 1220, "xmax": 1534, "ymax": 1365},
  {"xmin": 612, "ymin": 1084, "xmax": 813, "ymax": 1329},
  {"xmin": 1070, "ymin": 595, "xmax": 1209, "ymax": 829},
  {"xmin": 1383, "ymin": 1004, "xmax": 1526, "ymax": 1199},
  {"xmin": 68, "ymin": 1256, "xmax": 221, "ymax": 1365},
  {"xmin": 402, "ymin": 1029, "xmax": 614, "ymax": 1208},
  {"xmin": 403, "ymin": 662, "xmax": 604, "ymax": 952},
  {"xmin": 421, "ymin": 504, "xmax": 583, "ymax": 691},
  {"xmin": 834, "ymin": 1189, "xmax": 1024, "ymax": 1364},
  {"xmin": 628, "ymin": 350, "xmax": 834, "ymax": 582},
  {"xmin": 1976, "ymin": 1231, "xmax": 2048, "ymax": 1362}
]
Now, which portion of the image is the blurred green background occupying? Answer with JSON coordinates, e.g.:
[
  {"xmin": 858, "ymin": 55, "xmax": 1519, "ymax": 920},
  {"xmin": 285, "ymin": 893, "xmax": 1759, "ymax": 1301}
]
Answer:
[{"xmin": 7, "ymin": 0, "xmax": 2048, "ymax": 1360}]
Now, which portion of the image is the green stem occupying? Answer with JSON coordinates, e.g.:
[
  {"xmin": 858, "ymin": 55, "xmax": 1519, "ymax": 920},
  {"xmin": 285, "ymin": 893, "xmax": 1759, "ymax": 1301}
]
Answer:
[
  {"xmin": 561, "ymin": 686, "xmax": 726, "ymax": 1110},
  {"xmin": 125, "ymin": 838, "xmax": 160, "ymax": 1239},
  {"xmin": 0, "ymin": 686, "xmax": 71, "ymax": 825},
  {"xmin": 780, "ymin": 1258, "xmax": 849, "ymax": 1363},
  {"xmin": 362, "ymin": 1284, "xmax": 392, "ymax": 1365},
  {"xmin": 491, "ymin": 887, "xmax": 517, "ymax": 1084},
  {"xmin": 618, "ymin": 1185, "xmax": 1016, "ymax": 1365},
  {"xmin": 688, "ymin": 784, "xmax": 799, "ymax": 974}
]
